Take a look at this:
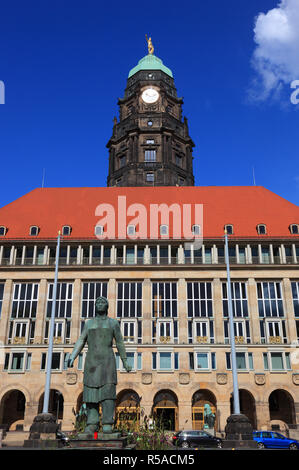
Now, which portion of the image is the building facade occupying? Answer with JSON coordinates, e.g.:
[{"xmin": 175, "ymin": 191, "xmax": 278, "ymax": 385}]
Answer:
[
  {"xmin": 0, "ymin": 49, "xmax": 298, "ymax": 437},
  {"xmin": 0, "ymin": 185, "xmax": 298, "ymax": 435}
]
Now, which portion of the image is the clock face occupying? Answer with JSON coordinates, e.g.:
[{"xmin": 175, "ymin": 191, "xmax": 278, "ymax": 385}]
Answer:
[{"xmin": 141, "ymin": 88, "xmax": 159, "ymax": 104}]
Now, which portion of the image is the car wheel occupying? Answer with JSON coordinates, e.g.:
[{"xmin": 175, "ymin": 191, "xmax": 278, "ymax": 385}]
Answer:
[
  {"xmin": 181, "ymin": 441, "xmax": 190, "ymax": 449},
  {"xmin": 289, "ymin": 443, "xmax": 298, "ymax": 450},
  {"xmin": 217, "ymin": 441, "xmax": 223, "ymax": 449},
  {"xmin": 257, "ymin": 442, "xmax": 265, "ymax": 449}
]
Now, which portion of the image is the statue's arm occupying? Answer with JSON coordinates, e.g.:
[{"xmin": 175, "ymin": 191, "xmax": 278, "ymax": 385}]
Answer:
[
  {"xmin": 113, "ymin": 320, "xmax": 131, "ymax": 372},
  {"xmin": 68, "ymin": 323, "xmax": 88, "ymax": 366}
]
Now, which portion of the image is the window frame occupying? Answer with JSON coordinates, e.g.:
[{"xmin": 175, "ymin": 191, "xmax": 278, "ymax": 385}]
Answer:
[{"xmin": 62, "ymin": 225, "xmax": 71, "ymax": 236}]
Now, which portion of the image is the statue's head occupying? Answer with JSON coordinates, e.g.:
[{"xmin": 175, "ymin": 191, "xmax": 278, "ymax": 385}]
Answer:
[{"xmin": 95, "ymin": 296, "xmax": 109, "ymax": 315}]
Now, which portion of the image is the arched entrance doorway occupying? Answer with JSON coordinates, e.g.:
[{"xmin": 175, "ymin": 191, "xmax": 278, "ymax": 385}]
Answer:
[
  {"xmin": 153, "ymin": 390, "xmax": 178, "ymax": 431},
  {"xmin": 230, "ymin": 389, "xmax": 257, "ymax": 429},
  {"xmin": 38, "ymin": 389, "xmax": 64, "ymax": 421},
  {"xmin": 269, "ymin": 389, "xmax": 296, "ymax": 425},
  {"xmin": 0, "ymin": 390, "xmax": 26, "ymax": 430},
  {"xmin": 192, "ymin": 390, "xmax": 217, "ymax": 431},
  {"xmin": 115, "ymin": 390, "xmax": 141, "ymax": 431}
]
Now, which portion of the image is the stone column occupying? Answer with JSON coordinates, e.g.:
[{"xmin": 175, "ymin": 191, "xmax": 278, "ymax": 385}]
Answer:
[
  {"xmin": 213, "ymin": 278, "xmax": 223, "ymax": 344},
  {"xmin": 71, "ymin": 279, "xmax": 81, "ymax": 343},
  {"xmin": 255, "ymin": 400, "xmax": 271, "ymax": 430},
  {"xmin": 217, "ymin": 400, "xmax": 231, "ymax": 433},
  {"xmin": 247, "ymin": 278, "xmax": 260, "ymax": 343},
  {"xmin": 179, "ymin": 400, "xmax": 192, "ymax": 430},
  {"xmin": 178, "ymin": 279, "xmax": 187, "ymax": 344},
  {"xmin": 282, "ymin": 278, "xmax": 297, "ymax": 343},
  {"xmin": 34, "ymin": 279, "xmax": 48, "ymax": 344},
  {"xmin": 142, "ymin": 279, "xmax": 152, "ymax": 344},
  {"xmin": 0, "ymin": 279, "xmax": 13, "ymax": 343},
  {"xmin": 107, "ymin": 278, "xmax": 117, "ymax": 318},
  {"xmin": 61, "ymin": 402, "xmax": 75, "ymax": 431},
  {"xmin": 24, "ymin": 400, "xmax": 40, "ymax": 432}
]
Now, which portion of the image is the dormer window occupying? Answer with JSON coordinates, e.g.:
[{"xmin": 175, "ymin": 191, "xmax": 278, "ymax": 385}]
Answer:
[
  {"xmin": 0, "ymin": 226, "xmax": 7, "ymax": 236},
  {"xmin": 192, "ymin": 225, "xmax": 201, "ymax": 236},
  {"xmin": 160, "ymin": 225, "xmax": 169, "ymax": 237},
  {"xmin": 224, "ymin": 224, "xmax": 234, "ymax": 235},
  {"xmin": 30, "ymin": 226, "xmax": 39, "ymax": 236},
  {"xmin": 257, "ymin": 224, "xmax": 267, "ymax": 235},
  {"xmin": 95, "ymin": 225, "xmax": 104, "ymax": 237},
  {"xmin": 290, "ymin": 224, "xmax": 299, "ymax": 234},
  {"xmin": 127, "ymin": 225, "xmax": 136, "ymax": 236},
  {"xmin": 62, "ymin": 225, "xmax": 71, "ymax": 236}
]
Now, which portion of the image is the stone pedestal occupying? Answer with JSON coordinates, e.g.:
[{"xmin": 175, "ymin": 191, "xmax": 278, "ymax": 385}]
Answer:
[
  {"xmin": 68, "ymin": 433, "xmax": 129, "ymax": 449},
  {"xmin": 223, "ymin": 414, "xmax": 257, "ymax": 449},
  {"xmin": 23, "ymin": 412, "xmax": 61, "ymax": 449}
]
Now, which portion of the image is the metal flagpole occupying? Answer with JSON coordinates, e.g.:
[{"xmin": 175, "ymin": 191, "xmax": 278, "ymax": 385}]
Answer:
[
  {"xmin": 224, "ymin": 229, "xmax": 240, "ymax": 415},
  {"xmin": 42, "ymin": 231, "xmax": 61, "ymax": 414}
]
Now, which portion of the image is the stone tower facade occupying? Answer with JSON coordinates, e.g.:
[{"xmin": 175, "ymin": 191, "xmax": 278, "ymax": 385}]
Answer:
[{"xmin": 107, "ymin": 53, "xmax": 195, "ymax": 187}]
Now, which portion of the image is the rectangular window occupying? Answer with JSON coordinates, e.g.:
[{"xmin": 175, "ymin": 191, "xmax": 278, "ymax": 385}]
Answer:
[
  {"xmin": 117, "ymin": 282, "xmax": 142, "ymax": 318},
  {"xmin": 115, "ymin": 351, "xmax": 142, "ymax": 371},
  {"xmin": 222, "ymin": 282, "xmax": 248, "ymax": 317},
  {"xmin": 190, "ymin": 352, "xmax": 216, "ymax": 371},
  {"xmin": 146, "ymin": 173, "xmax": 155, "ymax": 182},
  {"xmin": 257, "ymin": 282, "xmax": 284, "ymax": 317},
  {"xmin": 10, "ymin": 352, "xmax": 25, "ymax": 371},
  {"xmin": 188, "ymin": 319, "xmax": 214, "ymax": 344},
  {"xmin": 81, "ymin": 282, "xmax": 108, "ymax": 318},
  {"xmin": 120, "ymin": 319, "xmax": 142, "ymax": 344},
  {"xmin": 160, "ymin": 352, "xmax": 173, "ymax": 371},
  {"xmin": 263, "ymin": 352, "xmax": 291, "ymax": 371},
  {"xmin": 145, "ymin": 150, "xmax": 156, "ymax": 162},
  {"xmin": 153, "ymin": 319, "xmax": 178, "ymax": 344},
  {"xmin": 41, "ymin": 352, "xmax": 62, "ymax": 371},
  {"xmin": 271, "ymin": 353, "xmax": 284, "ymax": 370},
  {"xmin": 152, "ymin": 282, "xmax": 177, "ymax": 318},
  {"xmin": 224, "ymin": 319, "xmax": 251, "ymax": 344},
  {"xmin": 11, "ymin": 283, "xmax": 39, "ymax": 319},
  {"xmin": 187, "ymin": 282, "xmax": 213, "ymax": 318},
  {"xmin": 291, "ymin": 282, "xmax": 299, "ymax": 317},
  {"xmin": 46, "ymin": 282, "xmax": 73, "ymax": 319},
  {"xmin": 0, "ymin": 283, "xmax": 4, "ymax": 318},
  {"xmin": 261, "ymin": 246, "xmax": 270, "ymax": 264},
  {"xmin": 119, "ymin": 155, "xmax": 126, "ymax": 168},
  {"xmin": 226, "ymin": 352, "xmax": 254, "ymax": 370},
  {"xmin": 152, "ymin": 352, "xmax": 179, "ymax": 371}
]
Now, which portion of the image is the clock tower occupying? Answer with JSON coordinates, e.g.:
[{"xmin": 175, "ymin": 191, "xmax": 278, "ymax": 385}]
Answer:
[{"xmin": 106, "ymin": 40, "xmax": 195, "ymax": 187}]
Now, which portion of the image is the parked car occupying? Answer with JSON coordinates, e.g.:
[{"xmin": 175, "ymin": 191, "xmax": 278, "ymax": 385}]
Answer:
[
  {"xmin": 56, "ymin": 430, "xmax": 70, "ymax": 446},
  {"xmin": 172, "ymin": 430, "xmax": 223, "ymax": 449},
  {"xmin": 253, "ymin": 431, "xmax": 299, "ymax": 450}
]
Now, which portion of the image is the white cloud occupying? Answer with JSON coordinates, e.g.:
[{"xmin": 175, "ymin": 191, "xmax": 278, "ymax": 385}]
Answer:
[{"xmin": 250, "ymin": 0, "xmax": 299, "ymax": 101}]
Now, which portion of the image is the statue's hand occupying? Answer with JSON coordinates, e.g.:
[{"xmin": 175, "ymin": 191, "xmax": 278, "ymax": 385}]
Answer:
[
  {"xmin": 66, "ymin": 354, "xmax": 74, "ymax": 368},
  {"xmin": 122, "ymin": 360, "xmax": 132, "ymax": 372}
]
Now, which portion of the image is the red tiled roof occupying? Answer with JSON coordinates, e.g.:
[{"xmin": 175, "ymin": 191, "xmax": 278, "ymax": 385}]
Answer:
[{"xmin": 0, "ymin": 186, "xmax": 298, "ymax": 240}]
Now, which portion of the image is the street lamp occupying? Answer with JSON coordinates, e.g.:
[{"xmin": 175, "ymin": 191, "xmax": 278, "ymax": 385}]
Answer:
[
  {"xmin": 224, "ymin": 229, "xmax": 240, "ymax": 415},
  {"xmin": 43, "ymin": 231, "xmax": 61, "ymax": 414}
]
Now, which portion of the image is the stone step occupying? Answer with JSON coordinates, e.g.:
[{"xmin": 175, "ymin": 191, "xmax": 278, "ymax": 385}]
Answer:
[{"xmin": 2, "ymin": 431, "xmax": 29, "ymax": 446}]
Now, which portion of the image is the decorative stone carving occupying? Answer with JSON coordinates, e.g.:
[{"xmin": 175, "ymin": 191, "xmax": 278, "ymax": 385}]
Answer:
[
  {"xmin": 66, "ymin": 372, "xmax": 77, "ymax": 385},
  {"xmin": 216, "ymin": 373, "xmax": 227, "ymax": 385},
  {"xmin": 142, "ymin": 373, "xmax": 152, "ymax": 385},
  {"xmin": 292, "ymin": 373, "xmax": 299, "ymax": 385},
  {"xmin": 179, "ymin": 373, "xmax": 190, "ymax": 384},
  {"xmin": 255, "ymin": 373, "xmax": 266, "ymax": 385}
]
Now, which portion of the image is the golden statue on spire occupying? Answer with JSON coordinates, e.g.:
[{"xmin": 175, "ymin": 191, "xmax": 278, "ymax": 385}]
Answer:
[{"xmin": 145, "ymin": 35, "xmax": 154, "ymax": 55}]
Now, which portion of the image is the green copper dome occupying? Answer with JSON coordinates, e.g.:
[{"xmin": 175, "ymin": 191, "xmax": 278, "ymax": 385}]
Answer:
[{"xmin": 128, "ymin": 54, "xmax": 173, "ymax": 78}]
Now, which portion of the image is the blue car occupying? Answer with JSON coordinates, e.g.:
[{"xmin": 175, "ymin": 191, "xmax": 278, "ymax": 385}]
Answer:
[{"xmin": 253, "ymin": 431, "xmax": 299, "ymax": 450}]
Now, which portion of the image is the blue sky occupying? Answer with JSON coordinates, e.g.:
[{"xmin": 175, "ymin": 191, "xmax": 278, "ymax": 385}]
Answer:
[{"xmin": 0, "ymin": 0, "xmax": 298, "ymax": 208}]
